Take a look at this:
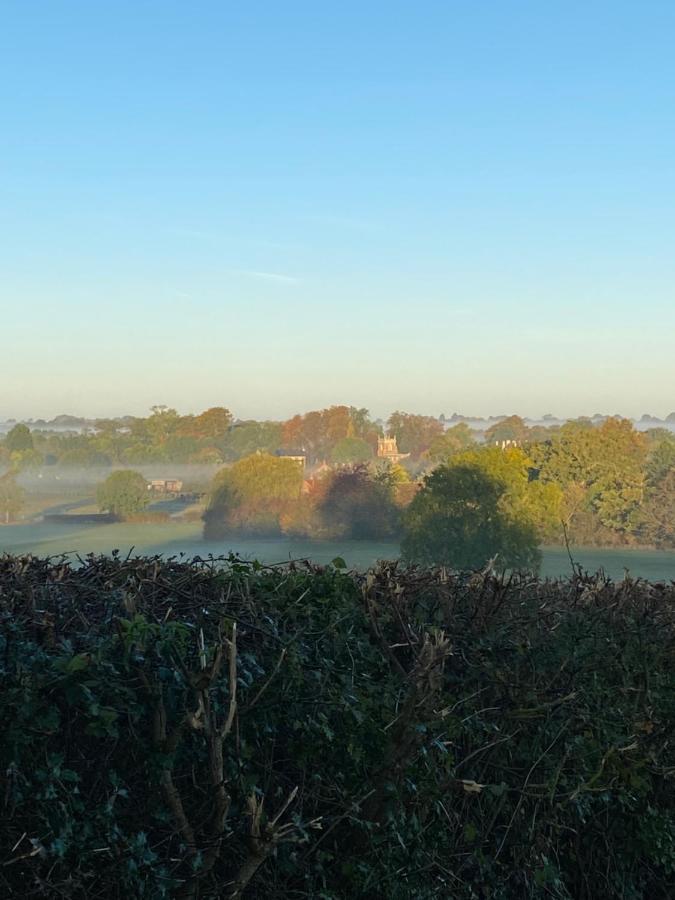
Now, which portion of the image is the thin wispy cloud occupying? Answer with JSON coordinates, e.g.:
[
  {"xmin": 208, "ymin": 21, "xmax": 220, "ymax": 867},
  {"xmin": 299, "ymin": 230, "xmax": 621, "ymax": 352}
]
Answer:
[{"xmin": 237, "ymin": 270, "xmax": 300, "ymax": 285}]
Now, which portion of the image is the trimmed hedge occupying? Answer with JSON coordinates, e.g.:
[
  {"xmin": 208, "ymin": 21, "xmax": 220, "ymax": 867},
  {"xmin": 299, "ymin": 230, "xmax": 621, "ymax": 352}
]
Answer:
[{"xmin": 1, "ymin": 553, "xmax": 674, "ymax": 898}]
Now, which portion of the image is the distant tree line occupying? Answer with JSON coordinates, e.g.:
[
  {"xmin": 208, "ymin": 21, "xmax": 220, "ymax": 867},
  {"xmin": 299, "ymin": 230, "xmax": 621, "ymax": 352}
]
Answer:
[
  {"xmin": 3, "ymin": 408, "xmax": 675, "ymax": 558},
  {"xmin": 200, "ymin": 413, "xmax": 675, "ymax": 566}
]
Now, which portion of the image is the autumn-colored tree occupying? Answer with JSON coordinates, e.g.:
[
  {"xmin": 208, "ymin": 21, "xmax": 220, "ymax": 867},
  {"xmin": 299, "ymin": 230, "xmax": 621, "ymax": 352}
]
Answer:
[
  {"xmin": 189, "ymin": 407, "xmax": 233, "ymax": 439},
  {"xmin": 203, "ymin": 453, "xmax": 303, "ymax": 537},
  {"xmin": 322, "ymin": 405, "xmax": 352, "ymax": 446},
  {"xmin": 282, "ymin": 407, "xmax": 378, "ymax": 463},
  {"xmin": 282, "ymin": 411, "xmax": 323, "ymax": 460}
]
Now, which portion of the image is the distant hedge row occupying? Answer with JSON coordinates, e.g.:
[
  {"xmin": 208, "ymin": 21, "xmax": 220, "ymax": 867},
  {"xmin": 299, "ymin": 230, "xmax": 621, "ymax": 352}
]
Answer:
[{"xmin": 1, "ymin": 554, "xmax": 674, "ymax": 898}]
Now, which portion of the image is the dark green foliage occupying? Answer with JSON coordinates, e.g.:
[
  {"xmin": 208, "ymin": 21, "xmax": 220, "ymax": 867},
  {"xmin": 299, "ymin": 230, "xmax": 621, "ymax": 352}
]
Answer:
[
  {"xmin": 319, "ymin": 464, "xmax": 399, "ymax": 539},
  {"xmin": 402, "ymin": 464, "xmax": 541, "ymax": 570},
  {"xmin": 58, "ymin": 447, "xmax": 113, "ymax": 467},
  {"xmin": 1, "ymin": 555, "xmax": 674, "ymax": 898},
  {"xmin": 216, "ymin": 421, "xmax": 282, "ymax": 463},
  {"xmin": 4, "ymin": 422, "xmax": 33, "ymax": 452}
]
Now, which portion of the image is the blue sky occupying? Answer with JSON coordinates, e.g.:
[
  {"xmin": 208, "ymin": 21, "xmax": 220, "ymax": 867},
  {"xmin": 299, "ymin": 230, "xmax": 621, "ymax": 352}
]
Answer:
[{"xmin": 1, "ymin": 1, "xmax": 674, "ymax": 420}]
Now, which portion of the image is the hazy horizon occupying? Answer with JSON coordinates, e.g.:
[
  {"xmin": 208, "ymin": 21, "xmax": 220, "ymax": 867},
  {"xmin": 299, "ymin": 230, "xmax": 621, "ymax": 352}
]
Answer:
[{"xmin": 3, "ymin": 404, "xmax": 675, "ymax": 426}]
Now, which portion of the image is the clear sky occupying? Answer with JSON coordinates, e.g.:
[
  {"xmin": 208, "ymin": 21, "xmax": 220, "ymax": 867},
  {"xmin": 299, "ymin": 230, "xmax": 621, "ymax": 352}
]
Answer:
[{"xmin": 1, "ymin": 1, "xmax": 674, "ymax": 421}]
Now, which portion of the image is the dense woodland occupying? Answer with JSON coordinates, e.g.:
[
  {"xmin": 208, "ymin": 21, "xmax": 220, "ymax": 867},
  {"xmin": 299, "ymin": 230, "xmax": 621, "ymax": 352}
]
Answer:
[{"xmin": 1, "ymin": 406, "xmax": 675, "ymax": 554}]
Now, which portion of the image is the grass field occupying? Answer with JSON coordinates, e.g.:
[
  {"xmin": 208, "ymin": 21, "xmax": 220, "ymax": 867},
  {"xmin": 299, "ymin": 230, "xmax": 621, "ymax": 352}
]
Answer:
[{"xmin": 1, "ymin": 518, "xmax": 674, "ymax": 580}]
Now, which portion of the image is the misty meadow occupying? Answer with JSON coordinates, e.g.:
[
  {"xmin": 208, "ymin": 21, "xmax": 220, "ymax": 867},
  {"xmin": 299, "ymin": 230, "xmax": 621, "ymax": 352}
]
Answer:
[{"xmin": 1, "ymin": 404, "xmax": 675, "ymax": 579}]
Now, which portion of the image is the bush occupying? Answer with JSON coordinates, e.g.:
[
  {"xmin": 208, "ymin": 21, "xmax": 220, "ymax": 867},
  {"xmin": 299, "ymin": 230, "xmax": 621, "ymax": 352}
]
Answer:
[
  {"xmin": 0, "ymin": 555, "xmax": 674, "ymax": 898},
  {"xmin": 319, "ymin": 464, "xmax": 400, "ymax": 539},
  {"xmin": 203, "ymin": 453, "xmax": 303, "ymax": 538},
  {"xmin": 96, "ymin": 469, "xmax": 149, "ymax": 518}
]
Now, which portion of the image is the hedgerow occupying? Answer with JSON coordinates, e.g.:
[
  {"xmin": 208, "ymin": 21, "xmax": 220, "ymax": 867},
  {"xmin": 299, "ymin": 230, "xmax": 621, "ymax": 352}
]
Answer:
[{"xmin": 1, "ymin": 553, "xmax": 674, "ymax": 898}]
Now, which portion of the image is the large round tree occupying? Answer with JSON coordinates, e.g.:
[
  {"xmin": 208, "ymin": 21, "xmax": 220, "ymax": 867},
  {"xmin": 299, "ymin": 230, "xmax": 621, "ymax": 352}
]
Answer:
[
  {"xmin": 401, "ymin": 464, "xmax": 540, "ymax": 571},
  {"xmin": 4, "ymin": 423, "xmax": 33, "ymax": 453},
  {"xmin": 96, "ymin": 470, "xmax": 149, "ymax": 518},
  {"xmin": 203, "ymin": 453, "xmax": 303, "ymax": 538}
]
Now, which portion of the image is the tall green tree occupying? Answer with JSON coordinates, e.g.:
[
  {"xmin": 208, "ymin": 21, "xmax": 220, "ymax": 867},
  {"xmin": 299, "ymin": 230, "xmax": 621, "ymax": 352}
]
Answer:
[
  {"xmin": 450, "ymin": 446, "xmax": 562, "ymax": 541},
  {"xmin": 484, "ymin": 415, "xmax": 530, "ymax": 445},
  {"xmin": 217, "ymin": 421, "xmax": 282, "ymax": 462},
  {"xmin": 646, "ymin": 433, "xmax": 675, "ymax": 486},
  {"xmin": 402, "ymin": 464, "xmax": 540, "ymax": 571},
  {"xmin": 0, "ymin": 473, "xmax": 25, "ymax": 524},
  {"xmin": 427, "ymin": 423, "xmax": 475, "ymax": 463},
  {"xmin": 641, "ymin": 468, "xmax": 675, "ymax": 547},
  {"xmin": 146, "ymin": 406, "xmax": 181, "ymax": 444},
  {"xmin": 531, "ymin": 418, "xmax": 646, "ymax": 536},
  {"xmin": 4, "ymin": 423, "xmax": 33, "ymax": 453}
]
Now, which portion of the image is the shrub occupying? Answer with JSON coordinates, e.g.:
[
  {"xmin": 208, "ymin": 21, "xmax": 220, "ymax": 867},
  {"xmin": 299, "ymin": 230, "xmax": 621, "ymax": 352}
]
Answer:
[
  {"xmin": 319, "ymin": 464, "xmax": 400, "ymax": 539},
  {"xmin": 203, "ymin": 453, "xmax": 303, "ymax": 538},
  {"xmin": 0, "ymin": 555, "xmax": 674, "ymax": 898},
  {"xmin": 96, "ymin": 469, "xmax": 149, "ymax": 518}
]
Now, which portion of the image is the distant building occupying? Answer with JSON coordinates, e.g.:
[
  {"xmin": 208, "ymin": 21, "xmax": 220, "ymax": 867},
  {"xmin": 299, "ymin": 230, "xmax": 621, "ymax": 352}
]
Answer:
[
  {"xmin": 149, "ymin": 479, "xmax": 183, "ymax": 493},
  {"xmin": 495, "ymin": 440, "xmax": 520, "ymax": 450},
  {"xmin": 377, "ymin": 436, "xmax": 410, "ymax": 464},
  {"xmin": 275, "ymin": 449, "xmax": 307, "ymax": 468}
]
